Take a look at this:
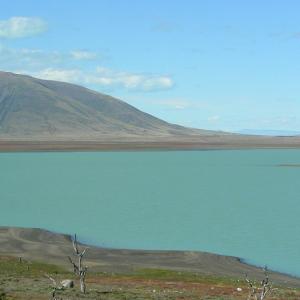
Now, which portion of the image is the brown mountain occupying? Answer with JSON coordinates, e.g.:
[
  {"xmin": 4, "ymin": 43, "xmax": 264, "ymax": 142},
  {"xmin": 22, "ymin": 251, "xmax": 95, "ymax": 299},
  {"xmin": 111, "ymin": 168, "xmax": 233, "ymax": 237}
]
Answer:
[{"xmin": 0, "ymin": 71, "xmax": 218, "ymax": 140}]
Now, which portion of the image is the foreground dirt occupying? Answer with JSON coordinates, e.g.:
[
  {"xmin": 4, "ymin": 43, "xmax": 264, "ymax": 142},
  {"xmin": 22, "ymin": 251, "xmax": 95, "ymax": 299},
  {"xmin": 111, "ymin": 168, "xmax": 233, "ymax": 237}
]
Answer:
[{"xmin": 0, "ymin": 256, "xmax": 299, "ymax": 300}]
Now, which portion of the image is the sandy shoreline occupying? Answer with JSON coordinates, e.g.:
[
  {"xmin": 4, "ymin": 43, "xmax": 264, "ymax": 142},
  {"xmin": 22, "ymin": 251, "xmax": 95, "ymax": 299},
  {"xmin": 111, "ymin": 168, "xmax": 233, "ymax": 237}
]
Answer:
[
  {"xmin": 0, "ymin": 135, "xmax": 300, "ymax": 152},
  {"xmin": 0, "ymin": 226, "xmax": 299, "ymax": 287}
]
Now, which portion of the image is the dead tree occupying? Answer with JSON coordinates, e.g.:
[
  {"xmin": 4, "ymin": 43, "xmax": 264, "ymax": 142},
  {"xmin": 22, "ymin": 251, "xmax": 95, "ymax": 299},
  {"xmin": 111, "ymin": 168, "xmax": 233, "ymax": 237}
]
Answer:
[
  {"xmin": 45, "ymin": 274, "xmax": 63, "ymax": 300},
  {"xmin": 68, "ymin": 234, "xmax": 88, "ymax": 293},
  {"xmin": 245, "ymin": 267, "xmax": 274, "ymax": 300}
]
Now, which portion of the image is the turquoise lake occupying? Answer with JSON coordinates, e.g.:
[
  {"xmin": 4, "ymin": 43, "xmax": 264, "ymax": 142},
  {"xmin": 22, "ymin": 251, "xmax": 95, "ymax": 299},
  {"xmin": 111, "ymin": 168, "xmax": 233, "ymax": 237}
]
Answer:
[{"xmin": 0, "ymin": 149, "xmax": 300, "ymax": 275}]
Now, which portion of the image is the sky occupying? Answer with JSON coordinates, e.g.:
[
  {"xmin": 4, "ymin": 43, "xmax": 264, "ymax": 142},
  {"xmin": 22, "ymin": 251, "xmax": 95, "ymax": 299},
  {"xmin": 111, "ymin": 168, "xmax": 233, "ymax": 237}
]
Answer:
[{"xmin": 0, "ymin": 0, "xmax": 300, "ymax": 132}]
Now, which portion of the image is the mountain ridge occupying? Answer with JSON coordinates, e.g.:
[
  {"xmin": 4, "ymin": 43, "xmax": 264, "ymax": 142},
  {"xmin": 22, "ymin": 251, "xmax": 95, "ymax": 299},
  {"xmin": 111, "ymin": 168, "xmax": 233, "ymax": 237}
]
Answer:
[{"xmin": 0, "ymin": 71, "xmax": 219, "ymax": 139}]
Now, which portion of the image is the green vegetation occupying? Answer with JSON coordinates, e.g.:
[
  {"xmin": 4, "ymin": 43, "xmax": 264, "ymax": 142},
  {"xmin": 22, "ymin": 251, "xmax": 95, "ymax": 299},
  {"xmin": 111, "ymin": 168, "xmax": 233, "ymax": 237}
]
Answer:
[
  {"xmin": 0, "ymin": 256, "xmax": 299, "ymax": 299},
  {"xmin": 129, "ymin": 268, "xmax": 238, "ymax": 285},
  {"xmin": 0, "ymin": 256, "xmax": 66, "ymax": 277}
]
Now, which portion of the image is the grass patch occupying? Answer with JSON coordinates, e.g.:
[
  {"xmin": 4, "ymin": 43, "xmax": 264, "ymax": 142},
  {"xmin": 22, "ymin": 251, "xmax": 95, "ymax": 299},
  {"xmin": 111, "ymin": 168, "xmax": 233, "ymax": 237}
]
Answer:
[
  {"xmin": 125, "ymin": 268, "xmax": 239, "ymax": 285},
  {"xmin": 0, "ymin": 256, "xmax": 67, "ymax": 277}
]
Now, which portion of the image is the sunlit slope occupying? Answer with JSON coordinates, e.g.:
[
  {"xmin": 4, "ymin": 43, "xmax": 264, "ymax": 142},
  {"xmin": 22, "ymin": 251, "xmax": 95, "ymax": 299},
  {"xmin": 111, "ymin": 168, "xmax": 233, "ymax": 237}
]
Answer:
[{"xmin": 0, "ymin": 71, "xmax": 218, "ymax": 139}]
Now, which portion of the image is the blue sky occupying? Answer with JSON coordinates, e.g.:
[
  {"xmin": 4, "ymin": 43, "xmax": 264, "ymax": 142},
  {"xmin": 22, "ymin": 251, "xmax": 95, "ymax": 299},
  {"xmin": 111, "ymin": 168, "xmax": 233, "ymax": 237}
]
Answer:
[{"xmin": 0, "ymin": 0, "xmax": 299, "ymax": 132}]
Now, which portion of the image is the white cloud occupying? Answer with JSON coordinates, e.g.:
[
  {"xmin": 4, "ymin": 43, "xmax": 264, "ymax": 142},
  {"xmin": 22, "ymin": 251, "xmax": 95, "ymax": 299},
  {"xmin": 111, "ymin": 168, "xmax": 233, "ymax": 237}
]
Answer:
[
  {"xmin": 0, "ymin": 46, "xmax": 66, "ymax": 69},
  {"xmin": 88, "ymin": 67, "xmax": 174, "ymax": 91},
  {"xmin": 16, "ymin": 66, "xmax": 174, "ymax": 92},
  {"xmin": 142, "ymin": 77, "xmax": 173, "ymax": 91},
  {"xmin": 0, "ymin": 44, "xmax": 173, "ymax": 92},
  {"xmin": 0, "ymin": 45, "xmax": 102, "ymax": 70},
  {"xmin": 70, "ymin": 50, "xmax": 97, "ymax": 60},
  {"xmin": 0, "ymin": 17, "xmax": 47, "ymax": 38},
  {"xmin": 30, "ymin": 68, "xmax": 82, "ymax": 82}
]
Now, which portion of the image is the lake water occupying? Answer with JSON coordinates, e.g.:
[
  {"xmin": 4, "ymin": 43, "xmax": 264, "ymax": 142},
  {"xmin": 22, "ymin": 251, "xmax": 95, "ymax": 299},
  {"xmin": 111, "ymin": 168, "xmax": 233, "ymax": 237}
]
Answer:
[{"xmin": 0, "ymin": 149, "xmax": 300, "ymax": 275}]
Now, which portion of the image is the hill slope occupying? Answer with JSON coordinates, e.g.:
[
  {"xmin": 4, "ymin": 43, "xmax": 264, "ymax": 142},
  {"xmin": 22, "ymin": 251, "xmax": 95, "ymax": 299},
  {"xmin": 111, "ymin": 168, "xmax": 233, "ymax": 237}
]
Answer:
[
  {"xmin": 1, "ymin": 226, "xmax": 300, "ymax": 288},
  {"xmin": 0, "ymin": 71, "xmax": 216, "ymax": 139}
]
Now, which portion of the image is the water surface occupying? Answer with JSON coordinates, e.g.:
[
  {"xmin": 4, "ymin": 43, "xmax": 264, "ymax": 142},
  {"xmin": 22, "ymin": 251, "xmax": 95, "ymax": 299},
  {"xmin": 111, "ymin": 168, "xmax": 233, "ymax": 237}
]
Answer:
[{"xmin": 0, "ymin": 150, "xmax": 300, "ymax": 275}]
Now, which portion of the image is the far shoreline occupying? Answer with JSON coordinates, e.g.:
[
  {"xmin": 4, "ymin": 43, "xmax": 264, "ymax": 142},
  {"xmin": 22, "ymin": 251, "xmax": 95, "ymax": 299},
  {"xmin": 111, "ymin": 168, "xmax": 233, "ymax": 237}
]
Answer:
[{"xmin": 0, "ymin": 135, "xmax": 300, "ymax": 152}]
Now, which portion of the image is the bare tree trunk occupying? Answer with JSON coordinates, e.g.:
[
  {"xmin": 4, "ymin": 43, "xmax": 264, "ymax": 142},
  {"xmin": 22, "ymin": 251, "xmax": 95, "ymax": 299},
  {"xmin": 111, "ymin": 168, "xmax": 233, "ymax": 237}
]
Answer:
[
  {"xmin": 80, "ymin": 277, "xmax": 86, "ymax": 293},
  {"xmin": 68, "ymin": 234, "xmax": 88, "ymax": 294}
]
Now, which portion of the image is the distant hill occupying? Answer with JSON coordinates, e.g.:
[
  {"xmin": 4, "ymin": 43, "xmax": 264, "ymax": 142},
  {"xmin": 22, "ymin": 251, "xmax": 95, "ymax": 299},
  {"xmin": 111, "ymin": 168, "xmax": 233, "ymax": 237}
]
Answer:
[
  {"xmin": 0, "ymin": 71, "xmax": 218, "ymax": 139},
  {"xmin": 237, "ymin": 129, "xmax": 300, "ymax": 136}
]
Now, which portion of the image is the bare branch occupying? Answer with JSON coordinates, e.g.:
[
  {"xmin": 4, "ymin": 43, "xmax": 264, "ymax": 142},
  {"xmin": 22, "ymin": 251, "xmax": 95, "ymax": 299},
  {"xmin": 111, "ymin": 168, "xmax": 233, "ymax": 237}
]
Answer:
[
  {"xmin": 68, "ymin": 234, "xmax": 88, "ymax": 293},
  {"xmin": 72, "ymin": 234, "xmax": 80, "ymax": 255},
  {"xmin": 68, "ymin": 256, "xmax": 79, "ymax": 274},
  {"xmin": 45, "ymin": 273, "xmax": 63, "ymax": 300},
  {"xmin": 45, "ymin": 274, "xmax": 58, "ymax": 287},
  {"xmin": 81, "ymin": 248, "xmax": 87, "ymax": 257},
  {"xmin": 245, "ymin": 267, "xmax": 275, "ymax": 300}
]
